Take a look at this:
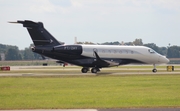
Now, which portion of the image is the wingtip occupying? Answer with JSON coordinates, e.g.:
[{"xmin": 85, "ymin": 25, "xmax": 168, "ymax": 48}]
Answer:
[
  {"xmin": 8, "ymin": 21, "xmax": 18, "ymax": 24},
  {"xmin": 8, "ymin": 20, "xmax": 25, "ymax": 24}
]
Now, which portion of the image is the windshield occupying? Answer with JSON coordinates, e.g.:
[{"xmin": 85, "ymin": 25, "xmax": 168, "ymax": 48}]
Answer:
[{"xmin": 148, "ymin": 49, "xmax": 156, "ymax": 54}]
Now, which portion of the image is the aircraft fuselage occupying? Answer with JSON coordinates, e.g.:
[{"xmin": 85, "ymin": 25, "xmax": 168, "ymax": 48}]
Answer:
[{"xmin": 32, "ymin": 44, "xmax": 169, "ymax": 68}]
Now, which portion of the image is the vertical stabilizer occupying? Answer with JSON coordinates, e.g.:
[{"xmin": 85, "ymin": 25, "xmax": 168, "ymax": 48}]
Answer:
[{"xmin": 10, "ymin": 20, "xmax": 61, "ymax": 46}]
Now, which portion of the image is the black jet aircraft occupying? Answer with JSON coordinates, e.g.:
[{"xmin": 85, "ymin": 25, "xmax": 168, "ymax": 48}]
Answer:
[{"xmin": 10, "ymin": 20, "xmax": 169, "ymax": 73}]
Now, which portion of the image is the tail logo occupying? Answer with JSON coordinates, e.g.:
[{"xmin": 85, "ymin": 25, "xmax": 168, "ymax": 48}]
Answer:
[{"xmin": 50, "ymin": 39, "xmax": 53, "ymax": 43}]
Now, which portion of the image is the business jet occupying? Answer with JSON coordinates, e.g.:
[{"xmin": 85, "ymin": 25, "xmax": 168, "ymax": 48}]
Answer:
[{"xmin": 9, "ymin": 20, "xmax": 169, "ymax": 73}]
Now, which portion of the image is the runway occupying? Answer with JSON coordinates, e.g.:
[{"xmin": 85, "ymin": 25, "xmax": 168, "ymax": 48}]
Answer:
[{"xmin": 0, "ymin": 71, "xmax": 180, "ymax": 77}]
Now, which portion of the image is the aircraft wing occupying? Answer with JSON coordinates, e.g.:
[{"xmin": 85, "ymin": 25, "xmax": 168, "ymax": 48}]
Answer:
[{"xmin": 92, "ymin": 51, "xmax": 119, "ymax": 68}]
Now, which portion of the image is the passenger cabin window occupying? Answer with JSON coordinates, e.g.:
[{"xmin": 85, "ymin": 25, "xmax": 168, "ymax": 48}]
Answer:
[{"xmin": 148, "ymin": 49, "xmax": 155, "ymax": 54}]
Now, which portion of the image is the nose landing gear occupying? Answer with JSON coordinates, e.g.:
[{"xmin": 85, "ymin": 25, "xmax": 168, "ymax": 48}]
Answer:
[
  {"xmin": 152, "ymin": 64, "xmax": 157, "ymax": 73},
  {"xmin": 152, "ymin": 69, "xmax": 157, "ymax": 73}
]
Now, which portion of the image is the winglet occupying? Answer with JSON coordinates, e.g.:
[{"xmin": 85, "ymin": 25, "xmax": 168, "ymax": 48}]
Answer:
[
  {"xmin": 93, "ymin": 51, "xmax": 110, "ymax": 67},
  {"xmin": 94, "ymin": 51, "xmax": 101, "ymax": 60},
  {"xmin": 94, "ymin": 51, "xmax": 119, "ymax": 67}
]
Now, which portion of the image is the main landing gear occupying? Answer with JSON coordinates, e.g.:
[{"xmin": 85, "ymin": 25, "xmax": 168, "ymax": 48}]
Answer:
[
  {"xmin": 81, "ymin": 67, "xmax": 89, "ymax": 73},
  {"xmin": 81, "ymin": 67, "xmax": 100, "ymax": 73},
  {"xmin": 152, "ymin": 64, "xmax": 157, "ymax": 73}
]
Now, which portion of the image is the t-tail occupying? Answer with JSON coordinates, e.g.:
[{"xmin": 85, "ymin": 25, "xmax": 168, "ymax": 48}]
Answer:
[{"xmin": 9, "ymin": 20, "xmax": 61, "ymax": 46}]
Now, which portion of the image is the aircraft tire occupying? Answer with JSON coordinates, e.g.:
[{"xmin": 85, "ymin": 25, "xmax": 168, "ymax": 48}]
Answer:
[
  {"xmin": 152, "ymin": 69, "xmax": 157, "ymax": 73},
  {"xmin": 91, "ymin": 68, "xmax": 98, "ymax": 73},
  {"xmin": 81, "ymin": 67, "xmax": 88, "ymax": 73}
]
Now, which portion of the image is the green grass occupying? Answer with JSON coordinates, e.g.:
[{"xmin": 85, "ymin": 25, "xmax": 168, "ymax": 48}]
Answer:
[{"xmin": 0, "ymin": 75, "xmax": 180, "ymax": 109}]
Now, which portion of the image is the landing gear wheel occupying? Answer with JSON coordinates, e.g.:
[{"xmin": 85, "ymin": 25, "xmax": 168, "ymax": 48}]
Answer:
[
  {"xmin": 152, "ymin": 69, "xmax": 157, "ymax": 73},
  {"xmin": 81, "ymin": 67, "xmax": 89, "ymax": 73},
  {"xmin": 152, "ymin": 64, "xmax": 157, "ymax": 73},
  {"xmin": 91, "ymin": 68, "xmax": 98, "ymax": 73}
]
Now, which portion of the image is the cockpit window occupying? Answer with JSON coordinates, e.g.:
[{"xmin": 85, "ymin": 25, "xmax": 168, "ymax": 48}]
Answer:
[{"xmin": 148, "ymin": 49, "xmax": 156, "ymax": 53}]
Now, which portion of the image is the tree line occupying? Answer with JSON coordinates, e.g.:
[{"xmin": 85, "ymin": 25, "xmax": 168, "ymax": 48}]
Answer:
[
  {"xmin": 0, "ymin": 38, "xmax": 179, "ymax": 60},
  {"xmin": 0, "ymin": 44, "xmax": 41, "ymax": 61}
]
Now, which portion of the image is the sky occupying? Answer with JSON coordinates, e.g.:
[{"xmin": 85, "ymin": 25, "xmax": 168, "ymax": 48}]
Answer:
[{"xmin": 1, "ymin": 0, "xmax": 180, "ymax": 49}]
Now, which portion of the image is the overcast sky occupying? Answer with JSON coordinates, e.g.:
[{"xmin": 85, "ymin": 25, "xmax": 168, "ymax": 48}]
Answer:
[{"xmin": 1, "ymin": 0, "xmax": 180, "ymax": 49}]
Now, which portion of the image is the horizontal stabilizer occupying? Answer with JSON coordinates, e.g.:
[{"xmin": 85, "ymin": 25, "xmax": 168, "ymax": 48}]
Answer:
[
  {"xmin": 9, "ymin": 20, "xmax": 34, "ymax": 23},
  {"xmin": 8, "ymin": 21, "xmax": 19, "ymax": 24}
]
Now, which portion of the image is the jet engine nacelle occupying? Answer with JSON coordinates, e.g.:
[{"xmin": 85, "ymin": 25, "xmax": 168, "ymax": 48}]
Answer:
[{"xmin": 31, "ymin": 46, "xmax": 53, "ymax": 54}]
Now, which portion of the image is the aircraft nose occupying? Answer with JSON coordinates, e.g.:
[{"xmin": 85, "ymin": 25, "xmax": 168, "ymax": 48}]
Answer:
[
  {"xmin": 160, "ymin": 56, "xmax": 169, "ymax": 63},
  {"xmin": 164, "ymin": 57, "xmax": 169, "ymax": 63}
]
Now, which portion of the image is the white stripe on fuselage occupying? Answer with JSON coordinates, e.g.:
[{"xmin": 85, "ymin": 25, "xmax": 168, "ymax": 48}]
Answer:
[{"xmin": 81, "ymin": 45, "xmax": 168, "ymax": 64}]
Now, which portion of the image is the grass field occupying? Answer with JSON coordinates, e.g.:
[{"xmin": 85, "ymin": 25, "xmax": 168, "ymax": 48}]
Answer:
[{"xmin": 0, "ymin": 75, "xmax": 180, "ymax": 109}]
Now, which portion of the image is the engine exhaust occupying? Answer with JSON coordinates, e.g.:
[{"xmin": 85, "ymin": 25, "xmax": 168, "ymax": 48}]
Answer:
[{"xmin": 31, "ymin": 47, "xmax": 35, "ymax": 51}]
